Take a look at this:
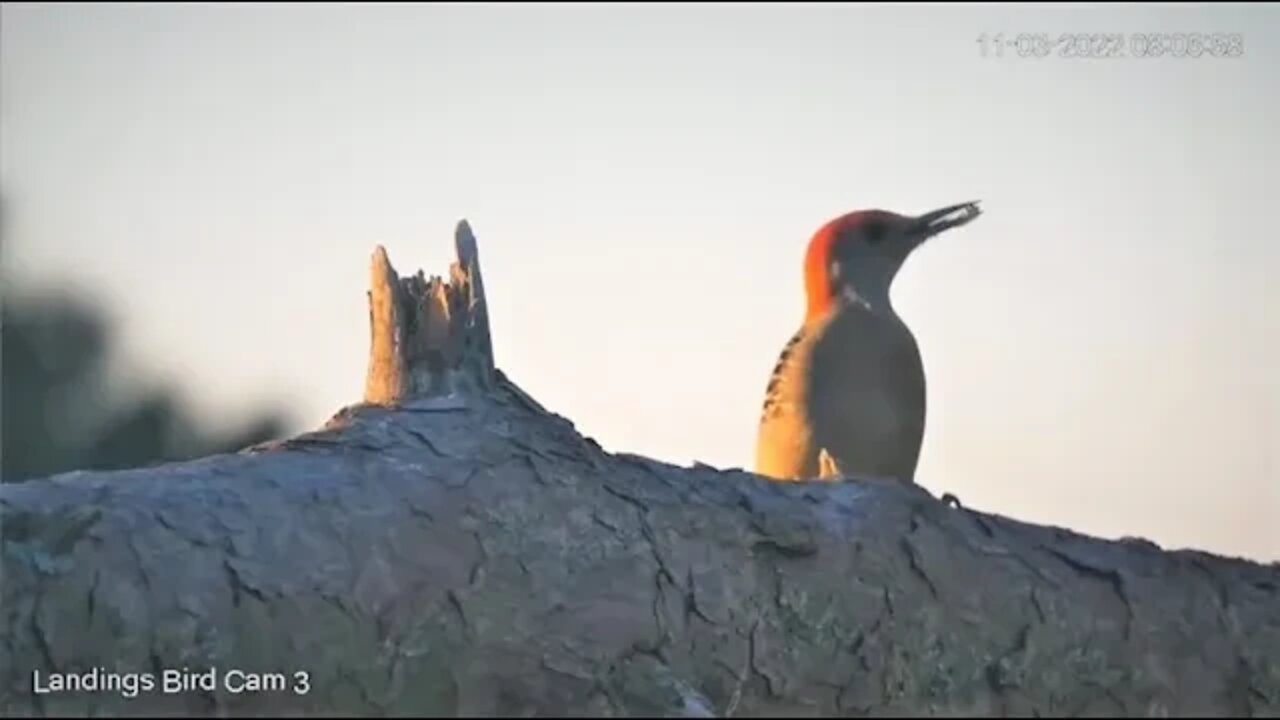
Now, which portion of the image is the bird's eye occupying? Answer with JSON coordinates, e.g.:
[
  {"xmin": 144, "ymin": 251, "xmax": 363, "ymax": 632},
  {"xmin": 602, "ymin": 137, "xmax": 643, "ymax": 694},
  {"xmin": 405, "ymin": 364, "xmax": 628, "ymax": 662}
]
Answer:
[{"xmin": 863, "ymin": 221, "xmax": 888, "ymax": 244}]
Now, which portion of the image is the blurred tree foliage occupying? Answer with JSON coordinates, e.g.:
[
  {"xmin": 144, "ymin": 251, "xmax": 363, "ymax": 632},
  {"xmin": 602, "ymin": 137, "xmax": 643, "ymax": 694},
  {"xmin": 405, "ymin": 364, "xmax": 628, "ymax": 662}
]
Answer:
[
  {"xmin": 2, "ymin": 286, "xmax": 293, "ymax": 483},
  {"xmin": 1, "ymin": 188, "xmax": 292, "ymax": 482}
]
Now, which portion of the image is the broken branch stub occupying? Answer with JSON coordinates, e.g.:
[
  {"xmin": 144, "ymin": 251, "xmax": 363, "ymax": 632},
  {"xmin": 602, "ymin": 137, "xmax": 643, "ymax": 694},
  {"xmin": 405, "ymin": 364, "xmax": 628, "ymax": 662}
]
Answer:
[{"xmin": 363, "ymin": 220, "xmax": 496, "ymax": 406}]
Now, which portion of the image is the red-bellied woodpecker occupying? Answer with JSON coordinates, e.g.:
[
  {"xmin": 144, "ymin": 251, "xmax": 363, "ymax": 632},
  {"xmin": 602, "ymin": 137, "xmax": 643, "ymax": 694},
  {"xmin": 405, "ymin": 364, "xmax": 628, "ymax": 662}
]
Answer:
[{"xmin": 754, "ymin": 202, "xmax": 983, "ymax": 483}]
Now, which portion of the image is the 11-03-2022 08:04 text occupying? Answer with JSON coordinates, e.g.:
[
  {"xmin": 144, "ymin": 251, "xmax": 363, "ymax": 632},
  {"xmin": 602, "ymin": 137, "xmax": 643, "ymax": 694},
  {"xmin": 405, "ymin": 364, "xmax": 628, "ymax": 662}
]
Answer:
[{"xmin": 977, "ymin": 32, "xmax": 1245, "ymax": 59}]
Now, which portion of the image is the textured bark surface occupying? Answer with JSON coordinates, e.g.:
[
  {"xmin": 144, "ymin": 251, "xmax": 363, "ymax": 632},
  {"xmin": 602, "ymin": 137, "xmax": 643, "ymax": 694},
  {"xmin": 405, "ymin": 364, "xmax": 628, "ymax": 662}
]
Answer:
[
  {"xmin": 364, "ymin": 221, "xmax": 495, "ymax": 407},
  {"xmin": 2, "ymin": 224, "xmax": 1278, "ymax": 717}
]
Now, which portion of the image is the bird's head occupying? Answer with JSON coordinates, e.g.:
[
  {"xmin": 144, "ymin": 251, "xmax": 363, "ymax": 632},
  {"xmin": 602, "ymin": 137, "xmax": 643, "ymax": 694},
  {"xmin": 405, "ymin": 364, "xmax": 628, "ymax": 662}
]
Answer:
[{"xmin": 803, "ymin": 201, "xmax": 982, "ymax": 321}]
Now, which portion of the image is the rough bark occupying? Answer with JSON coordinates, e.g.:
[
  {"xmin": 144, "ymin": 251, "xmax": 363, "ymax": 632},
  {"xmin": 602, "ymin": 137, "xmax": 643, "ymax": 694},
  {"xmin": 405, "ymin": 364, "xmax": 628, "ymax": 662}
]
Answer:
[{"xmin": 2, "ymin": 222, "xmax": 1278, "ymax": 718}]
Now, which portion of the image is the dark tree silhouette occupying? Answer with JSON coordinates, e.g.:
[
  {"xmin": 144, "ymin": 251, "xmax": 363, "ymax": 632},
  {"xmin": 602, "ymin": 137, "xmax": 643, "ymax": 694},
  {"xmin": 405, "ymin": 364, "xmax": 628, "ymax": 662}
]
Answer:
[{"xmin": 1, "ymin": 285, "xmax": 294, "ymax": 483}]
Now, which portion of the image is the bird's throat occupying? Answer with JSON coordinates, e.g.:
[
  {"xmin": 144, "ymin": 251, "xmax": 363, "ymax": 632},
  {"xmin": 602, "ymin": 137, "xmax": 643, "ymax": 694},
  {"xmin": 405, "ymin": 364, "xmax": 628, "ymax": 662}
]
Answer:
[{"xmin": 810, "ymin": 276, "xmax": 896, "ymax": 321}]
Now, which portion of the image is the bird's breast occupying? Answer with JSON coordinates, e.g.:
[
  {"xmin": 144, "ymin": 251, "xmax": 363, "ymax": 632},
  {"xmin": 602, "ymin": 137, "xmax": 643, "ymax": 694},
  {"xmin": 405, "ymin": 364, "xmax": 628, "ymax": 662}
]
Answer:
[{"xmin": 805, "ymin": 307, "xmax": 927, "ymax": 447}]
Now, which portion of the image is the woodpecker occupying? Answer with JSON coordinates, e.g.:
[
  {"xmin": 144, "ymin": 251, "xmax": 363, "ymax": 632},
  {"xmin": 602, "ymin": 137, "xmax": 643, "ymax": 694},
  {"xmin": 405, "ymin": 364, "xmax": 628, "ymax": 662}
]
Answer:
[{"xmin": 754, "ymin": 201, "xmax": 982, "ymax": 483}]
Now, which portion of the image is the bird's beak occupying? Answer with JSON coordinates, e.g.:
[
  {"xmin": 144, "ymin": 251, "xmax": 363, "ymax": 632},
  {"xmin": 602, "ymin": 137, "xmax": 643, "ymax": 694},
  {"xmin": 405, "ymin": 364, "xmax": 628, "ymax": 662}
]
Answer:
[{"xmin": 911, "ymin": 201, "xmax": 982, "ymax": 240}]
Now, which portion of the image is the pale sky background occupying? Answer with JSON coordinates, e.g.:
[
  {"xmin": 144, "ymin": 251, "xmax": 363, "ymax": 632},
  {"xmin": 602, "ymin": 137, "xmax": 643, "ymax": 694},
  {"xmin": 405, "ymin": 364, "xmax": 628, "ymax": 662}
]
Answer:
[{"xmin": 2, "ymin": 3, "xmax": 1277, "ymax": 562}]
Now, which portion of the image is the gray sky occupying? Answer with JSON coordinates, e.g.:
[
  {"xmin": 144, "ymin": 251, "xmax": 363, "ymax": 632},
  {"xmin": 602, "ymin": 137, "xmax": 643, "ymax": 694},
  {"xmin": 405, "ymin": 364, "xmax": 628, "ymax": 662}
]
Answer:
[{"xmin": 3, "ymin": 3, "xmax": 1277, "ymax": 562}]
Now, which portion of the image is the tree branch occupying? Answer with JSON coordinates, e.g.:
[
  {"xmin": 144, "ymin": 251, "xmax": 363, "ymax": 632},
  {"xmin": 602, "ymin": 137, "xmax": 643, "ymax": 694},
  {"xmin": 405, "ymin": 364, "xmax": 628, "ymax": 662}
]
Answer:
[{"xmin": 2, "ymin": 222, "xmax": 1277, "ymax": 717}]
